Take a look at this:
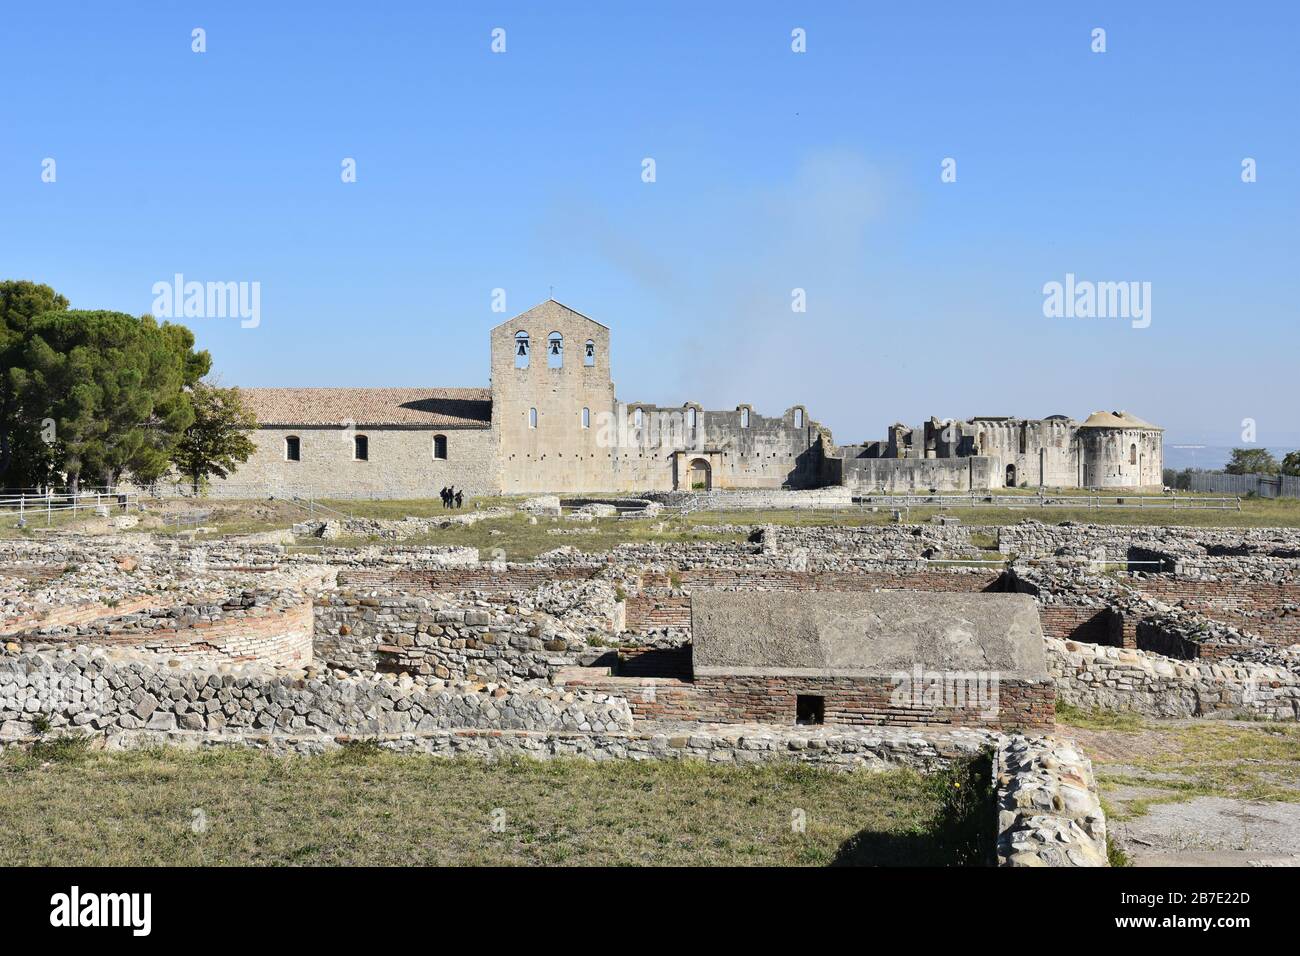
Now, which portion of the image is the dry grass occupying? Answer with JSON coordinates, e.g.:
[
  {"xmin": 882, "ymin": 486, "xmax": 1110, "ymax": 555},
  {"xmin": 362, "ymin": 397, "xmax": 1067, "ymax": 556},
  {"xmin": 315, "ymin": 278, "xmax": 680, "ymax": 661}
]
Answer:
[
  {"xmin": 0, "ymin": 746, "xmax": 990, "ymax": 866},
  {"xmin": 1053, "ymin": 711, "xmax": 1300, "ymax": 821},
  {"xmin": 8, "ymin": 488, "xmax": 1294, "ymax": 543}
]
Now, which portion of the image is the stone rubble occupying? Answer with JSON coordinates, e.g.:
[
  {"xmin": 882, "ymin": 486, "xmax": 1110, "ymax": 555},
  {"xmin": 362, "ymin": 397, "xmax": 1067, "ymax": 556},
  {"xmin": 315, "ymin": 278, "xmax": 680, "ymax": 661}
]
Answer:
[{"xmin": 996, "ymin": 734, "xmax": 1108, "ymax": 867}]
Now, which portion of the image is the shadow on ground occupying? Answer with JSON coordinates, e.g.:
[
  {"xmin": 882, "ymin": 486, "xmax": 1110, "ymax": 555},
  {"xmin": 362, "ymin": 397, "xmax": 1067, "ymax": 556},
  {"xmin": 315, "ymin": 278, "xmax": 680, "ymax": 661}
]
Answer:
[{"xmin": 831, "ymin": 751, "xmax": 998, "ymax": 867}]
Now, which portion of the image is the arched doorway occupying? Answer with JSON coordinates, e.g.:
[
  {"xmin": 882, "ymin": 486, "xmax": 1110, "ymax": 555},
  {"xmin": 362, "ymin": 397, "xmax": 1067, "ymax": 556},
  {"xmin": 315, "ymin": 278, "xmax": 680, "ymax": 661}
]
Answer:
[
  {"xmin": 688, "ymin": 458, "xmax": 712, "ymax": 491},
  {"xmin": 1005, "ymin": 464, "xmax": 1017, "ymax": 488}
]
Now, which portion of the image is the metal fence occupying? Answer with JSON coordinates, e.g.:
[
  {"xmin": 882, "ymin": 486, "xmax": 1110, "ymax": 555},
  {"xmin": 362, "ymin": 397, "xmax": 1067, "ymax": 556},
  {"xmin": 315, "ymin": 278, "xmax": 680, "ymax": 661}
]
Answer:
[
  {"xmin": 1188, "ymin": 472, "xmax": 1300, "ymax": 498},
  {"xmin": 850, "ymin": 493, "xmax": 1240, "ymax": 511},
  {"xmin": 0, "ymin": 489, "xmax": 141, "ymax": 525}
]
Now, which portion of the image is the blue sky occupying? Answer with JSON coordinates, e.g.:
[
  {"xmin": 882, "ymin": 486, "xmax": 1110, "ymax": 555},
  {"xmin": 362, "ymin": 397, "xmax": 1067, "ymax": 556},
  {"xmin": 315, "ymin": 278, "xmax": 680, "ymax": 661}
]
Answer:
[{"xmin": 3, "ymin": 2, "xmax": 1297, "ymax": 457}]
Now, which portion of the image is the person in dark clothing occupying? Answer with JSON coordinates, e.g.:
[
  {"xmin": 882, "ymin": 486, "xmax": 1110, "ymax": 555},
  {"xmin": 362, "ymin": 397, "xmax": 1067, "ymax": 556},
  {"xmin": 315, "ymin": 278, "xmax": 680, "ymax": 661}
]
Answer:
[
  {"xmin": 454, "ymin": 490, "xmax": 464, "ymax": 509},
  {"xmin": 440, "ymin": 486, "xmax": 449, "ymax": 508}
]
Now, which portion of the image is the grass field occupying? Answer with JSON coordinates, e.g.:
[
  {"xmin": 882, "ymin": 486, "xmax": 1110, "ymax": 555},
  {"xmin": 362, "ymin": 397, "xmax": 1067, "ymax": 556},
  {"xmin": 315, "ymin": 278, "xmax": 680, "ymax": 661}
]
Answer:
[
  {"xmin": 0, "ymin": 743, "xmax": 992, "ymax": 866},
  {"xmin": 284, "ymin": 492, "xmax": 1300, "ymax": 560},
  {"xmin": 4, "ymin": 489, "xmax": 1297, "ymax": 550},
  {"xmin": 1055, "ymin": 706, "xmax": 1300, "ymax": 821}
]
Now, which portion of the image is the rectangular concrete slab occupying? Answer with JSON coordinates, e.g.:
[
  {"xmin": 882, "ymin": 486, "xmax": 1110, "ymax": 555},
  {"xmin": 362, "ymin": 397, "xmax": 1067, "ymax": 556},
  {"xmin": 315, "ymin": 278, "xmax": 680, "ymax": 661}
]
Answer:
[{"xmin": 691, "ymin": 591, "xmax": 1048, "ymax": 679}]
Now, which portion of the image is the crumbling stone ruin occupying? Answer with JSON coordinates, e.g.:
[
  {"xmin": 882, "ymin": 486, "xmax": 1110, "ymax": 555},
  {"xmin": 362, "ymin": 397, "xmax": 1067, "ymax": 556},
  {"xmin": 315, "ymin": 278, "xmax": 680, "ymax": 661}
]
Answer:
[
  {"xmin": 202, "ymin": 299, "xmax": 1163, "ymax": 499},
  {"xmin": 6, "ymin": 509, "xmax": 1300, "ymax": 866}
]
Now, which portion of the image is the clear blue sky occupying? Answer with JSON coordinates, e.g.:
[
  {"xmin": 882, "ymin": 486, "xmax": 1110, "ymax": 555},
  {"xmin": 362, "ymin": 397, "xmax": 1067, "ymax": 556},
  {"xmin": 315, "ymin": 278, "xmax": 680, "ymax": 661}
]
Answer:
[{"xmin": 3, "ymin": 1, "xmax": 1297, "ymax": 454}]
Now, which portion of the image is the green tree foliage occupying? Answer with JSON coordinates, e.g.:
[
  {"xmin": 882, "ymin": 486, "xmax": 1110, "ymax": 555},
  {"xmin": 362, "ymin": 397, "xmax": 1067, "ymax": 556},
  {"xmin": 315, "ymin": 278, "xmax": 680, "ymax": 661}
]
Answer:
[
  {"xmin": 171, "ymin": 382, "xmax": 257, "ymax": 494},
  {"xmin": 1282, "ymin": 451, "xmax": 1300, "ymax": 478},
  {"xmin": 0, "ymin": 280, "xmax": 69, "ymax": 487},
  {"xmin": 11, "ymin": 310, "xmax": 210, "ymax": 489},
  {"xmin": 1224, "ymin": 447, "xmax": 1280, "ymax": 476}
]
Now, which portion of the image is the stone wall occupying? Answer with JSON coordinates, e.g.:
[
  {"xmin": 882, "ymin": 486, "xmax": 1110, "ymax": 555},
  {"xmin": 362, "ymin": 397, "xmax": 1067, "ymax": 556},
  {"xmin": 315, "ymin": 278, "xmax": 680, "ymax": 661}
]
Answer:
[
  {"xmin": 997, "ymin": 521, "xmax": 1300, "ymax": 566},
  {"xmin": 841, "ymin": 456, "xmax": 995, "ymax": 493},
  {"xmin": 0, "ymin": 647, "xmax": 631, "ymax": 738},
  {"xmin": 1046, "ymin": 637, "xmax": 1300, "ymax": 720},
  {"xmin": 492, "ymin": 301, "xmax": 617, "ymax": 494},
  {"xmin": 339, "ymin": 565, "xmax": 603, "ymax": 591},
  {"xmin": 759, "ymin": 522, "xmax": 985, "ymax": 560},
  {"xmin": 638, "ymin": 567, "xmax": 1003, "ymax": 592},
  {"xmin": 995, "ymin": 735, "xmax": 1108, "ymax": 866},
  {"xmin": 648, "ymin": 488, "xmax": 851, "ymax": 509},
  {"xmin": 211, "ymin": 425, "xmax": 498, "ymax": 499},
  {"xmin": 0, "ymin": 712, "xmax": 998, "ymax": 772},
  {"xmin": 7, "ymin": 593, "xmax": 313, "ymax": 667},
  {"xmin": 611, "ymin": 402, "xmax": 828, "ymax": 491},
  {"xmin": 312, "ymin": 590, "xmax": 586, "ymax": 679}
]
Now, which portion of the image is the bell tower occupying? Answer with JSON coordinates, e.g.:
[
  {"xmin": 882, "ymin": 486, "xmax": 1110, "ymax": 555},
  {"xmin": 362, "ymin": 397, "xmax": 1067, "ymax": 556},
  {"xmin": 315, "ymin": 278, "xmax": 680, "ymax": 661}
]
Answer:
[{"xmin": 489, "ymin": 300, "xmax": 616, "ymax": 493}]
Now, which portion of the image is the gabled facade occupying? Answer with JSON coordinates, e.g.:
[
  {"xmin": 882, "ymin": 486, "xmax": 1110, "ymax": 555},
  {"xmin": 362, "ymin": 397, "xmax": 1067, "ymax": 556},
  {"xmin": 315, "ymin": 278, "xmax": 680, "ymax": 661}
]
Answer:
[
  {"xmin": 490, "ymin": 300, "xmax": 616, "ymax": 494},
  {"xmin": 215, "ymin": 300, "xmax": 1162, "ymax": 498}
]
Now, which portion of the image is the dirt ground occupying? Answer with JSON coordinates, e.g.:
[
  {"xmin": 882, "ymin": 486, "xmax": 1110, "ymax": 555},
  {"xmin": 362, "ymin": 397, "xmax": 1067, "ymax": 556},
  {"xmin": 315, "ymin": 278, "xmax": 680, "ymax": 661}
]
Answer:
[{"xmin": 1061, "ymin": 718, "xmax": 1300, "ymax": 867}]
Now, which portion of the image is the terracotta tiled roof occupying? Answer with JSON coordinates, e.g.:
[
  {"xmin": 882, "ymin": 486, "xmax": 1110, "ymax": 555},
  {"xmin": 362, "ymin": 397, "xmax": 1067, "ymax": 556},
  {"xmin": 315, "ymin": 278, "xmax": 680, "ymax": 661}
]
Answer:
[{"xmin": 238, "ymin": 387, "xmax": 492, "ymax": 427}]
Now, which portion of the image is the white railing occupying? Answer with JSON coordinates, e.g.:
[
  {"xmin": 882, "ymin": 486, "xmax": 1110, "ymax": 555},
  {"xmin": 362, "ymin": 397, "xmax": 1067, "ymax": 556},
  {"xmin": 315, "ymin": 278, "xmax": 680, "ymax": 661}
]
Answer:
[
  {"xmin": 849, "ymin": 493, "xmax": 1240, "ymax": 511},
  {"xmin": 0, "ymin": 489, "xmax": 141, "ymax": 525}
]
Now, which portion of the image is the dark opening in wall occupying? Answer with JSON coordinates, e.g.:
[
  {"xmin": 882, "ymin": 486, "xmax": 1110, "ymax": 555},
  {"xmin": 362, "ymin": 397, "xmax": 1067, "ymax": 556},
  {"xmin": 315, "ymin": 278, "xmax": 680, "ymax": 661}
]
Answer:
[{"xmin": 796, "ymin": 694, "xmax": 825, "ymax": 725}]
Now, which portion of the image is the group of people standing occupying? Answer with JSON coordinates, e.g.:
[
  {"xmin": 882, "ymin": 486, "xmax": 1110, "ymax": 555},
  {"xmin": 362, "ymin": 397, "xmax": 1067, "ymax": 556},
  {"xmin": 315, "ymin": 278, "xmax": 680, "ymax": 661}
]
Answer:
[{"xmin": 440, "ymin": 486, "xmax": 464, "ymax": 508}]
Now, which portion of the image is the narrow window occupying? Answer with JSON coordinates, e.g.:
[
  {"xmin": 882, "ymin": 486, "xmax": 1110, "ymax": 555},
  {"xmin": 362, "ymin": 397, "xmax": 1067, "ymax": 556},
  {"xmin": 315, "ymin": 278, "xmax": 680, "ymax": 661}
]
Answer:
[
  {"xmin": 687, "ymin": 407, "xmax": 698, "ymax": 429},
  {"xmin": 584, "ymin": 339, "xmax": 595, "ymax": 366},
  {"xmin": 514, "ymin": 331, "xmax": 530, "ymax": 369},
  {"xmin": 581, "ymin": 407, "xmax": 590, "ymax": 429},
  {"xmin": 354, "ymin": 435, "xmax": 369, "ymax": 461},
  {"xmin": 433, "ymin": 434, "xmax": 448, "ymax": 460},
  {"xmin": 796, "ymin": 695, "xmax": 825, "ymax": 725},
  {"xmin": 793, "ymin": 408, "xmax": 804, "ymax": 428},
  {"xmin": 740, "ymin": 407, "xmax": 750, "ymax": 428},
  {"xmin": 548, "ymin": 331, "xmax": 563, "ymax": 368},
  {"xmin": 633, "ymin": 407, "xmax": 644, "ymax": 428},
  {"xmin": 528, "ymin": 408, "xmax": 537, "ymax": 429},
  {"xmin": 1130, "ymin": 443, "xmax": 1138, "ymax": 465},
  {"xmin": 285, "ymin": 435, "xmax": 300, "ymax": 461}
]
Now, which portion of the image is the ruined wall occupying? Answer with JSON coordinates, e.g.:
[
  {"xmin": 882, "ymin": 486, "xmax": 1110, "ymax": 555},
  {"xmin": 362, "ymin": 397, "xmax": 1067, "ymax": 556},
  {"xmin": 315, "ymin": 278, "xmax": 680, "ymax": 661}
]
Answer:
[
  {"xmin": 613, "ymin": 403, "xmax": 827, "ymax": 491},
  {"xmin": 834, "ymin": 416, "xmax": 1162, "ymax": 492},
  {"xmin": 312, "ymin": 591, "xmax": 587, "ymax": 679},
  {"xmin": 1077, "ymin": 427, "xmax": 1163, "ymax": 490},
  {"xmin": 967, "ymin": 418, "xmax": 1078, "ymax": 489},
  {"xmin": 1046, "ymin": 637, "xmax": 1300, "ymax": 720},
  {"xmin": 690, "ymin": 675, "xmax": 1054, "ymax": 730},
  {"xmin": 211, "ymin": 425, "xmax": 498, "ymax": 498},
  {"xmin": 841, "ymin": 456, "xmax": 994, "ymax": 493},
  {"xmin": 7, "ymin": 593, "xmax": 314, "ymax": 667},
  {"xmin": 557, "ymin": 670, "xmax": 1054, "ymax": 731},
  {"xmin": 995, "ymin": 735, "xmax": 1108, "ymax": 867},
  {"xmin": 0, "ymin": 648, "xmax": 632, "ymax": 738}
]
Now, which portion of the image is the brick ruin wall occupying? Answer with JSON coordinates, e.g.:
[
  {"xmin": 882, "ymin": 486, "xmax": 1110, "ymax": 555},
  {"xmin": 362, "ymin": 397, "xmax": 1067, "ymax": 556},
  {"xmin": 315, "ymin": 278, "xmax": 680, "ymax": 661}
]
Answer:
[
  {"xmin": 1124, "ymin": 577, "xmax": 1300, "ymax": 645},
  {"xmin": 557, "ymin": 670, "xmax": 1054, "ymax": 732},
  {"xmin": 5, "ymin": 592, "xmax": 314, "ymax": 667}
]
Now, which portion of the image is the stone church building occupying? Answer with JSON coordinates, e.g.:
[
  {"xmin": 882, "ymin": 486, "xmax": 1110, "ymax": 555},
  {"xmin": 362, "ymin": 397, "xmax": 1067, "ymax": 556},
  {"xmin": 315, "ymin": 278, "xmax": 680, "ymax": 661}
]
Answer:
[{"xmin": 220, "ymin": 300, "xmax": 1163, "ymax": 498}]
